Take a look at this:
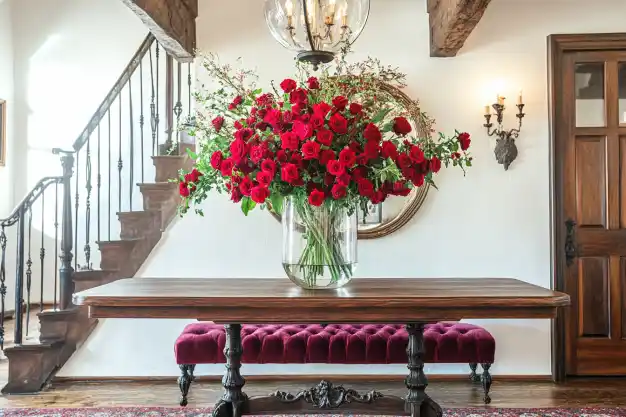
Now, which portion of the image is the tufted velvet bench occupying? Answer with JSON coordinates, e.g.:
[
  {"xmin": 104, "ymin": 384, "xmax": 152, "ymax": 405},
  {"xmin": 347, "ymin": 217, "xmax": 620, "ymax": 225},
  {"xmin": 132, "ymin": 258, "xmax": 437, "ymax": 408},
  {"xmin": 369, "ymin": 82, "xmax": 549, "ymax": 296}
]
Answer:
[{"xmin": 174, "ymin": 322, "xmax": 495, "ymax": 406}]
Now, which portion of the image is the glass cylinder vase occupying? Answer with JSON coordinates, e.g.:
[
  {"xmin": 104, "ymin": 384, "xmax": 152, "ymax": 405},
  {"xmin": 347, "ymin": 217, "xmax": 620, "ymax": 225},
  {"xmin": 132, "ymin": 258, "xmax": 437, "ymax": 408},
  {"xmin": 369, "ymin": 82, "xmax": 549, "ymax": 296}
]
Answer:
[{"xmin": 282, "ymin": 196, "xmax": 357, "ymax": 289}]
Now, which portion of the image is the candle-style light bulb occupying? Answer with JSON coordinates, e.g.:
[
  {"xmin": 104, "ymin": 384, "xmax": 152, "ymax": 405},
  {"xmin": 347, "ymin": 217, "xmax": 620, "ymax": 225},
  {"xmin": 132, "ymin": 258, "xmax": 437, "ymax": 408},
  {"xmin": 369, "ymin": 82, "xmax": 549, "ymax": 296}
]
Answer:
[
  {"xmin": 484, "ymin": 105, "xmax": 491, "ymax": 115},
  {"xmin": 517, "ymin": 90, "xmax": 523, "ymax": 105},
  {"xmin": 329, "ymin": 0, "xmax": 336, "ymax": 14},
  {"xmin": 341, "ymin": 3, "xmax": 348, "ymax": 26},
  {"xmin": 285, "ymin": 0, "xmax": 293, "ymax": 17}
]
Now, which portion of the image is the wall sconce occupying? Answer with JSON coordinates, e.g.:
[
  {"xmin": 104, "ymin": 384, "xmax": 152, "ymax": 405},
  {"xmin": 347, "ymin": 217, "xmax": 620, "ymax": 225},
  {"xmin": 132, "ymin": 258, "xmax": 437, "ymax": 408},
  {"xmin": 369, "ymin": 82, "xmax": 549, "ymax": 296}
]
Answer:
[{"xmin": 483, "ymin": 92, "xmax": 525, "ymax": 170}]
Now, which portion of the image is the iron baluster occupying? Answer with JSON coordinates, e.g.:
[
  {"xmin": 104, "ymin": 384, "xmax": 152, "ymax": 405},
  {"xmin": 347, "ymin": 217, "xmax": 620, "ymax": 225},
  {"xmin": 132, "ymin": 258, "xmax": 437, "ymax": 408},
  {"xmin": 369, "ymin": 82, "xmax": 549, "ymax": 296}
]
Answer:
[
  {"xmin": 118, "ymin": 96, "xmax": 123, "ymax": 213},
  {"xmin": 40, "ymin": 192, "xmax": 45, "ymax": 312},
  {"xmin": 74, "ymin": 151, "xmax": 79, "ymax": 270},
  {"xmin": 14, "ymin": 207, "xmax": 26, "ymax": 345},
  {"xmin": 59, "ymin": 152, "xmax": 75, "ymax": 310},
  {"xmin": 164, "ymin": 54, "xmax": 174, "ymax": 154},
  {"xmin": 174, "ymin": 61, "xmax": 183, "ymax": 150},
  {"xmin": 149, "ymin": 46, "xmax": 157, "ymax": 157},
  {"xmin": 155, "ymin": 44, "xmax": 160, "ymax": 155},
  {"xmin": 139, "ymin": 58, "xmax": 145, "ymax": 183},
  {"xmin": 97, "ymin": 123, "xmax": 101, "ymax": 242},
  {"xmin": 0, "ymin": 226, "xmax": 7, "ymax": 350},
  {"xmin": 54, "ymin": 183, "xmax": 59, "ymax": 310},
  {"xmin": 84, "ymin": 132, "xmax": 92, "ymax": 270},
  {"xmin": 25, "ymin": 207, "xmax": 33, "ymax": 336},
  {"xmin": 188, "ymin": 63, "xmax": 192, "ymax": 117},
  {"xmin": 129, "ymin": 76, "xmax": 134, "ymax": 211}
]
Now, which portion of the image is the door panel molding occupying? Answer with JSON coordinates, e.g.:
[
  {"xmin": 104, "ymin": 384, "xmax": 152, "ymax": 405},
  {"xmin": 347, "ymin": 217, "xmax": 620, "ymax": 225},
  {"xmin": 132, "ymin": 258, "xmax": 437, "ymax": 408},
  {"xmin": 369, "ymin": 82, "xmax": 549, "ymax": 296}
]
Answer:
[{"xmin": 549, "ymin": 33, "xmax": 626, "ymax": 383}]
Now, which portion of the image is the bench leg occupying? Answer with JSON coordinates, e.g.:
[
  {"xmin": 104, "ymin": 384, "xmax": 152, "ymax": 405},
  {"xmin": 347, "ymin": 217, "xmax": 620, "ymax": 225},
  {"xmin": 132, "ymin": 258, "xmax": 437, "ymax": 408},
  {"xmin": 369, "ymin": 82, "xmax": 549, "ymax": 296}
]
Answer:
[
  {"xmin": 469, "ymin": 363, "xmax": 480, "ymax": 383},
  {"xmin": 480, "ymin": 363, "xmax": 492, "ymax": 404},
  {"xmin": 178, "ymin": 364, "xmax": 194, "ymax": 407}
]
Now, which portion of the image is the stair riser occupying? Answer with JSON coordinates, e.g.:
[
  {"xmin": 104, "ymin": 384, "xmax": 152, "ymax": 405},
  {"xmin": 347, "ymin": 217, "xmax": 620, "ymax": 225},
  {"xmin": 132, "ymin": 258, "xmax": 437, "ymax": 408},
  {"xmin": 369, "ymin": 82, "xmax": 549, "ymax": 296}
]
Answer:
[
  {"xmin": 118, "ymin": 213, "xmax": 162, "ymax": 239},
  {"xmin": 154, "ymin": 158, "xmax": 185, "ymax": 182},
  {"xmin": 99, "ymin": 244, "xmax": 135, "ymax": 271}
]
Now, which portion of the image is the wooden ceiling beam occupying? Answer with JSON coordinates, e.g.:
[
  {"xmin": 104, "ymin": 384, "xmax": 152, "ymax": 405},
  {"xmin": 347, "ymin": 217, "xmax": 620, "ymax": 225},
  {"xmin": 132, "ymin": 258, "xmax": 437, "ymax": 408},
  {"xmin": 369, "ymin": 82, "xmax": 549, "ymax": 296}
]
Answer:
[
  {"xmin": 121, "ymin": 0, "xmax": 197, "ymax": 62},
  {"xmin": 427, "ymin": 0, "xmax": 492, "ymax": 57}
]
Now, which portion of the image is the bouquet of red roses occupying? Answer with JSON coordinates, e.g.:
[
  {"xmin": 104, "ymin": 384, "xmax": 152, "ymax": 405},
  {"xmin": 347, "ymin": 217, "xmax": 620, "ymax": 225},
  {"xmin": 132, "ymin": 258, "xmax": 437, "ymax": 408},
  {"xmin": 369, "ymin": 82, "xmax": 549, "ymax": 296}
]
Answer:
[{"xmin": 178, "ymin": 55, "xmax": 471, "ymax": 287}]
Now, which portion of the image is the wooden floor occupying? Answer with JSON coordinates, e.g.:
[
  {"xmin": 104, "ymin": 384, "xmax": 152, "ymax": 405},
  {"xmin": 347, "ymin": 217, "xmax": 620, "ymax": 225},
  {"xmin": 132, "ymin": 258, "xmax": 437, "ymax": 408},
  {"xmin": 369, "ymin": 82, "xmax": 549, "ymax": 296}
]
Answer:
[{"xmin": 0, "ymin": 378, "xmax": 625, "ymax": 409}]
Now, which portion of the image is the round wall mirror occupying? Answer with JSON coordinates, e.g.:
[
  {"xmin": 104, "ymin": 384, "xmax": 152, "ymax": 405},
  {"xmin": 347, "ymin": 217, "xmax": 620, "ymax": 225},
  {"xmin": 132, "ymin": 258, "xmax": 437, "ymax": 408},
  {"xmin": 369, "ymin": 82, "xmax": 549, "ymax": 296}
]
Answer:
[{"xmin": 270, "ymin": 81, "xmax": 432, "ymax": 239}]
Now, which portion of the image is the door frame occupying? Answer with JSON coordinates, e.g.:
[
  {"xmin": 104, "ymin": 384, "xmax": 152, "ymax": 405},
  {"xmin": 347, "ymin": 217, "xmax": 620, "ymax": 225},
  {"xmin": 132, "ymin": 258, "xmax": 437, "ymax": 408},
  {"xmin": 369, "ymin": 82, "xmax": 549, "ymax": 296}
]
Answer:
[{"xmin": 548, "ymin": 32, "xmax": 626, "ymax": 382}]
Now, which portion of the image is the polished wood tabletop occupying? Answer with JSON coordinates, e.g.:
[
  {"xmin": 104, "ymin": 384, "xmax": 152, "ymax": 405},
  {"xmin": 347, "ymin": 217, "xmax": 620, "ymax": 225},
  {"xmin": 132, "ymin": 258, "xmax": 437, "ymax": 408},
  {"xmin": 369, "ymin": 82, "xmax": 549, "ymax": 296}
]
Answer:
[{"xmin": 73, "ymin": 277, "xmax": 570, "ymax": 323}]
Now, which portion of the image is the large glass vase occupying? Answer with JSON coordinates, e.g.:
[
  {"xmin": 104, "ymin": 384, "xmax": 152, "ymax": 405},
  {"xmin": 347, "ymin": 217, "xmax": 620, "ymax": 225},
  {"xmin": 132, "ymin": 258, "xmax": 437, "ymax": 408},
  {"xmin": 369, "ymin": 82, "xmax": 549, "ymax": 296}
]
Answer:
[{"xmin": 282, "ymin": 196, "xmax": 357, "ymax": 289}]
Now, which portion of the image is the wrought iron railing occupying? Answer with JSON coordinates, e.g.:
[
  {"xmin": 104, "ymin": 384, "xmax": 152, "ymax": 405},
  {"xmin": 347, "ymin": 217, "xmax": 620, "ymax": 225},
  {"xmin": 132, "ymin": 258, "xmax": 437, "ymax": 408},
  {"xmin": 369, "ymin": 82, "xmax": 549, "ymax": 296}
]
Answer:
[{"xmin": 0, "ymin": 33, "xmax": 193, "ymax": 350}]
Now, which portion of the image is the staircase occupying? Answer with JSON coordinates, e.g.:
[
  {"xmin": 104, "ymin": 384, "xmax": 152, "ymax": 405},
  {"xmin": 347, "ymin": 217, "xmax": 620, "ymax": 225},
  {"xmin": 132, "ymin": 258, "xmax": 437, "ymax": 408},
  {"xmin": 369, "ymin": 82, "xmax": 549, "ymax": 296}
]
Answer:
[{"xmin": 0, "ymin": 33, "xmax": 195, "ymax": 393}]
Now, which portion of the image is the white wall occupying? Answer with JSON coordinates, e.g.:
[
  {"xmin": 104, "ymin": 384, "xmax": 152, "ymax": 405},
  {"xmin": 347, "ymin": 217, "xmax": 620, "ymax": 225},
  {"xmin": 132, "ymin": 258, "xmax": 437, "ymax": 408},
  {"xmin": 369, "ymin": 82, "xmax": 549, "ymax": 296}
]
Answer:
[
  {"xmin": 0, "ymin": 0, "xmax": 15, "ymax": 217},
  {"xmin": 60, "ymin": 0, "xmax": 626, "ymax": 378}
]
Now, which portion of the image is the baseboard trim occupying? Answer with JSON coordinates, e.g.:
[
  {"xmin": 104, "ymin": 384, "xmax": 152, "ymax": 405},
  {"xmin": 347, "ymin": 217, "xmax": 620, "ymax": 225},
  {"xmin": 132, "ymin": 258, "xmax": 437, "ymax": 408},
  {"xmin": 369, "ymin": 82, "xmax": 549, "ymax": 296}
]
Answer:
[{"xmin": 54, "ymin": 374, "xmax": 553, "ymax": 383}]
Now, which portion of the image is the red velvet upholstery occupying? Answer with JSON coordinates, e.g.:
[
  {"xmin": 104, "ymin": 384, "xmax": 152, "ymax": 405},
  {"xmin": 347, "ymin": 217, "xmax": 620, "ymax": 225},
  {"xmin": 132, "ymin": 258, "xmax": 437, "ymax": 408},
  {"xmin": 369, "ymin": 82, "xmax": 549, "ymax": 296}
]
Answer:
[{"xmin": 175, "ymin": 323, "xmax": 495, "ymax": 365}]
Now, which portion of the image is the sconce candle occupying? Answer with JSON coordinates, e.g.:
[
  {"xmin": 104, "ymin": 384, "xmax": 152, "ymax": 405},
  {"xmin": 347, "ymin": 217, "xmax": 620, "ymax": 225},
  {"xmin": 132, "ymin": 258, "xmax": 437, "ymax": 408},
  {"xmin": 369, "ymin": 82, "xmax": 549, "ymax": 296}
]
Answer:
[
  {"xmin": 483, "ymin": 93, "xmax": 526, "ymax": 170},
  {"xmin": 484, "ymin": 105, "xmax": 491, "ymax": 115}
]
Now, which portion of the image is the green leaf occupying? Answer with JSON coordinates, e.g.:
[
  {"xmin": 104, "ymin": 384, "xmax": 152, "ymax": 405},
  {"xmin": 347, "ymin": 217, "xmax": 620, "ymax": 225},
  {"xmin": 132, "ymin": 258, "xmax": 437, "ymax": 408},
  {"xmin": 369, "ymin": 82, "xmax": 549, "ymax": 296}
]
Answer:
[
  {"xmin": 253, "ymin": 88, "xmax": 263, "ymax": 95},
  {"xmin": 283, "ymin": 100, "xmax": 292, "ymax": 111},
  {"xmin": 466, "ymin": 160, "xmax": 472, "ymax": 167},
  {"xmin": 381, "ymin": 122, "xmax": 394, "ymax": 133},
  {"xmin": 451, "ymin": 142, "xmax": 459, "ymax": 152},
  {"xmin": 269, "ymin": 193, "xmax": 284, "ymax": 216},
  {"xmin": 371, "ymin": 108, "xmax": 393, "ymax": 124},
  {"xmin": 186, "ymin": 148, "xmax": 197, "ymax": 159},
  {"xmin": 241, "ymin": 197, "xmax": 256, "ymax": 216}
]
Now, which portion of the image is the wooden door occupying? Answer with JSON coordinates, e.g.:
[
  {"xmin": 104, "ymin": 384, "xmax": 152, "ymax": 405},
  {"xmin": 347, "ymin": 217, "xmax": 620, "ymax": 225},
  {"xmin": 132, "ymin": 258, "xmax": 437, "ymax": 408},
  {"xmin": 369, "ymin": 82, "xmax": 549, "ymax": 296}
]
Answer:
[{"xmin": 557, "ymin": 50, "xmax": 626, "ymax": 376}]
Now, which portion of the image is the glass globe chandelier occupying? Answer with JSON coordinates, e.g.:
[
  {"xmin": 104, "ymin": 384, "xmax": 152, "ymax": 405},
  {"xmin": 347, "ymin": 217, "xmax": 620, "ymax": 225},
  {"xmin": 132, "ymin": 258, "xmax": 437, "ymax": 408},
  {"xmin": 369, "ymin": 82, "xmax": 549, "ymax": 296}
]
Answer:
[{"xmin": 264, "ymin": 0, "xmax": 371, "ymax": 70}]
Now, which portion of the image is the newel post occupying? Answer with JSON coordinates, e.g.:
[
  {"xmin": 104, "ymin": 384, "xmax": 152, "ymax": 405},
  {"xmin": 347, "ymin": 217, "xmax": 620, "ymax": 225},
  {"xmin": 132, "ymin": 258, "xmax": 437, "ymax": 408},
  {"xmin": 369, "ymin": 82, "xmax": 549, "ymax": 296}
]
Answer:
[{"xmin": 59, "ymin": 152, "xmax": 75, "ymax": 310}]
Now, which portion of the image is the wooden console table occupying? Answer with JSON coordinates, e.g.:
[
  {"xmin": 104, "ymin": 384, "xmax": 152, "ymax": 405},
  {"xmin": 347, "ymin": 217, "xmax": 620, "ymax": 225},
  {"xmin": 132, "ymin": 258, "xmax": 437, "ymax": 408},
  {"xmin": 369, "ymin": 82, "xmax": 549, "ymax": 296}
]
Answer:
[{"xmin": 73, "ymin": 277, "xmax": 569, "ymax": 417}]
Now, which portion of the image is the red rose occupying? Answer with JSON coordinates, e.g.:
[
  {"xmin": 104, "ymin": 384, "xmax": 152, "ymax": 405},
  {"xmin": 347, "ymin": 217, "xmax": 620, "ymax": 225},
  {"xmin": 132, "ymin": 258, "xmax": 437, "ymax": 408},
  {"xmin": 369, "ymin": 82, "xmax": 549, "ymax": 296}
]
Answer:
[
  {"xmin": 308, "ymin": 189, "xmax": 325, "ymax": 207},
  {"xmin": 339, "ymin": 148, "xmax": 356, "ymax": 168},
  {"xmin": 256, "ymin": 122, "xmax": 269, "ymax": 132},
  {"xmin": 261, "ymin": 158, "xmax": 277, "ymax": 175},
  {"xmin": 229, "ymin": 95, "xmax": 243, "ymax": 110},
  {"xmin": 392, "ymin": 181, "xmax": 411, "ymax": 196},
  {"xmin": 280, "ymin": 78, "xmax": 298, "ymax": 93},
  {"xmin": 239, "ymin": 177, "xmax": 253, "ymax": 196},
  {"xmin": 250, "ymin": 186, "xmax": 270, "ymax": 204},
  {"xmin": 220, "ymin": 158, "xmax": 234, "ymax": 176},
  {"xmin": 324, "ymin": 174, "xmax": 335, "ymax": 186},
  {"xmin": 234, "ymin": 120, "xmax": 243, "ymax": 130},
  {"xmin": 357, "ymin": 178, "xmax": 374, "ymax": 197},
  {"xmin": 313, "ymin": 102, "xmax": 332, "ymax": 117},
  {"xmin": 281, "ymin": 132, "xmax": 299, "ymax": 150},
  {"xmin": 370, "ymin": 189, "xmax": 387, "ymax": 205},
  {"xmin": 381, "ymin": 141, "xmax": 398, "ymax": 160},
  {"xmin": 276, "ymin": 150, "xmax": 288, "ymax": 164},
  {"xmin": 230, "ymin": 139, "xmax": 247, "ymax": 163},
  {"xmin": 292, "ymin": 120, "xmax": 313, "ymax": 140},
  {"xmin": 210, "ymin": 151, "xmax": 223, "ymax": 170},
  {"xmin": 458, "ymin": 132, "xmax": 471, "ymax": 151},
  {"xmin": 363, "ymin": 123, "xmax": 382, "ymax": 143},
  {"xmin": 230, "ymin": 188, "xmax": 243, "ymax": 203},
  {"xmin": 364, "ymin": 140, "xmax": 380, "ymax": 160},
  {"xmin": 319, "ymin": 149, "xmax": 335, "ymax": 165},
  {"xmin": 327, "ymin": 160, "xmax": 345, "ymax": 176},
  {"xmin": 393, "ymin": 117, "xmax": 412, "ymax": 136},
  {"xmin": 301, "ymin": 141, "xmax": 321, "ymax": 160},
  {"xmin": 291, "ymin": 103, "xmax": 303, "ymax": 116},
  {"xmin": 329, "ymin": 113, "xmax": 348, "ymax": 134},
  {"xmin": 430, "ymin": 156, "xmax": 442, "ymax": 173},
  {"xmin": 337, "ymin": 173, "xmax": 351, "ymax": 186},
  {"xmin": 250, "ymin": 145, "xmax": 265, "ymax": 163},
  {"xmin": 352, "ymin": 166, "xmax": 366, "ymax": 181},
  {"xmin": 179, "ymin": 181, "xmax": 190, "ymax": 197},
  {"xmin": 409, "ymin": 145, "xmax": 425, "ymax": 163},
  {"xmin": 307, "ymin": 77, "xmax": 320, "ymax": 90},
  {"xmin": 331, "ymin": 184, "xmax": 347, "ymax": 199},
  {"xmin": 412, "ymin": 173, "xmax": 425, "ymax": 187},
  {"xmin": 316, "ymin": 129, "xmax": 333, "ymax": 146},
  {"xmin": 281, "ymin": 163, "xmax": 300, "ymax": 184},
  {"xmin": 397, "ymin": 153, "xmax": 411, "ymax": 169},
  {"xmin": 332, "ymin": 96, "xmax": 348, "ymax": 111},
  {"xmin": 256, "ymin": 170, "xmax": 272, "ymax": 187},
  {"xmin": 349, "ymin": 103, "xmax": 363, "ymax": 115},
  {"xmin": 234, "ymin": 127, "xmax": 253, "ymax": 142},
  {"xmin": 212, "ymin": 116, "xmax": 225, "ymax": 132},
  {"xmin": 290, "ymin": 88, "xmax": 308, "ymax": 105},
  {"xmin": 256, "ymin": 93, "xmax": 273, "ymax": 106},
  {"xmin": 300, "ymin": 113, "xmax": 310, "ymax": 124},
  {"xmin": 185, "ymin": 168, "xmax": 203, "ymax": 183},
  {"xmin": 264, "ymin": 108, "xmax": 282, "ymax": 127},
  {"xmin": 310, "ymin": 114, "xmax": 324, "ymax": 130}
]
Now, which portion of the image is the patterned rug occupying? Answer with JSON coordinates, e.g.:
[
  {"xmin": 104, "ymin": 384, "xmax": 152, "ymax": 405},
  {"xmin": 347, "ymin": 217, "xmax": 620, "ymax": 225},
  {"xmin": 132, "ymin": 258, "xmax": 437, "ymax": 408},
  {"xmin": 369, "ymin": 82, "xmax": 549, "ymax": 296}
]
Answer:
[{"xmin": 1, "ymin": 408, "xmax": 625, "ymax": 417}]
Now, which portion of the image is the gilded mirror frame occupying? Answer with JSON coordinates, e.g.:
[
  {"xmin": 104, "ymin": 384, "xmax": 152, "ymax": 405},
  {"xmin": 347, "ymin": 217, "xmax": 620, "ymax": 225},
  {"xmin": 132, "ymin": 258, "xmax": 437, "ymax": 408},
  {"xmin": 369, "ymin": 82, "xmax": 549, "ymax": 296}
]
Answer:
[{"xmin": 270, "ymin": 81, "xmax": 431, "ymax": 239}]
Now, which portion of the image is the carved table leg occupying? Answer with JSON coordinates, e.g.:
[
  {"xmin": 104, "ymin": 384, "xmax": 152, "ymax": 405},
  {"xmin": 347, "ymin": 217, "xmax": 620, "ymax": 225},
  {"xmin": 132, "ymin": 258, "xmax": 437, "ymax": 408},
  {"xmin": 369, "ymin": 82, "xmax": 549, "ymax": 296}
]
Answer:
[
  {"xmin": 212, "ymin": 324, "xmax": 248, "ymax": 417},
  {"xmin": 405, "ymin": 323, "xmax": 442, "ymax": 417}
]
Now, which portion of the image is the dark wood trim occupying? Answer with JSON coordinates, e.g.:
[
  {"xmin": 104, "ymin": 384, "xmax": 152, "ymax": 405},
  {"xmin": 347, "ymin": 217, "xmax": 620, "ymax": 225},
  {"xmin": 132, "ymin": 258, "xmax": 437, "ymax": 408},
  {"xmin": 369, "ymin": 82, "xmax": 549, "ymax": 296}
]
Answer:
[
  {"xmin": 53, "ymin": 374, "xmax": 553, "ymax": 383},
  {"xmin": 548, "ymin": 32, "xmax": 626, "ymax": 384}
]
